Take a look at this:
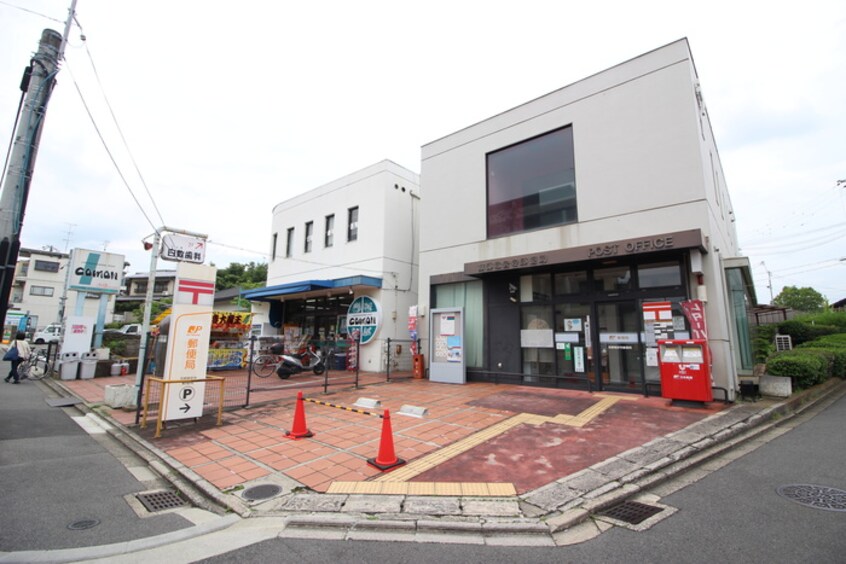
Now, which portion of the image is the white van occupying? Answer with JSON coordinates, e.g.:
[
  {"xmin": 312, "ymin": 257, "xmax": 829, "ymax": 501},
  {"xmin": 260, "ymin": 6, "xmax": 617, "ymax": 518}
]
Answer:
[{"xmin": 33, "ymin": 324, "xmax": 61, "ymax": 344}]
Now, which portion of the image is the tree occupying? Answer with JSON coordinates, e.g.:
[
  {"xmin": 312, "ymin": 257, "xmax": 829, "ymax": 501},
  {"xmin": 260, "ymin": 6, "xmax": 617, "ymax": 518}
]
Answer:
[
  {"xmin": 772, "ymin": 286, "xmax": 827, "ymax": 313},
  {"xmin": 215, "ymin": 262, "xmax": 267, "ymax": 291}
]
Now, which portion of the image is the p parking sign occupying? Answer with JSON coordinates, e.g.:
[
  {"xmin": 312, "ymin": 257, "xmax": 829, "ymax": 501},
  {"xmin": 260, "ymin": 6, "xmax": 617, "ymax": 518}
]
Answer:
[{"xmin": 347, "ymin": 296, "xmax": 381, "ymax": 345}]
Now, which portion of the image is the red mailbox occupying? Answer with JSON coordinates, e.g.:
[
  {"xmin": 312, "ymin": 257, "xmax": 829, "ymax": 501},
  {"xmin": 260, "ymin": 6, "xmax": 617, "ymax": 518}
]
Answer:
[{"xmin": 658, "ymin": 339, "xmax": 713, "ymax": 402}]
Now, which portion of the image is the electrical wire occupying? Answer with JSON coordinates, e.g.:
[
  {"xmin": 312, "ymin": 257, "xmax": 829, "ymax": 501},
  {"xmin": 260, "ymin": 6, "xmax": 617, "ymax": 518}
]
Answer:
[
  {"xmin": 65, "ymin": 59, "xmax": 158, "ymax": 232},
  {"xmin": 0, "ymin": 1, "xmax": 64, "ymax": 24},
  {"xmin": 73, "ymin": 18, "xmax": 167, "ymax": 227},
  {"xmin": 0, "ymin": 72, "xmax": 27, "ymax": 188},
  {"xmin": 207, "ymin": 240, "xmax": 269, "ymax": 258}
]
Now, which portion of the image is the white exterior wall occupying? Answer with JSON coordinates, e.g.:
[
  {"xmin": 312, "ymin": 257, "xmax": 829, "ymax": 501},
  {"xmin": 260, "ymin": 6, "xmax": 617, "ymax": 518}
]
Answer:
[
  {"xmin": 419, "ymin": 39, "xmax": 744, "ymax": 393},
  {"xmin": 266, "ymin": 160, "xmax": 420, "ymax": 370}
]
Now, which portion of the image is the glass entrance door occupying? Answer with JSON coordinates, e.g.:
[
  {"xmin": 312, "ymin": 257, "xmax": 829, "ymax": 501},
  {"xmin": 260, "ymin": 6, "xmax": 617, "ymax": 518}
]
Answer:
[
  {"xmin": 554, "ymin": 302, "xmax": 592, "ymax": 387},
  {"xmin": 595, "ymin": 301, "xmax": 643, "ymax": 391}
]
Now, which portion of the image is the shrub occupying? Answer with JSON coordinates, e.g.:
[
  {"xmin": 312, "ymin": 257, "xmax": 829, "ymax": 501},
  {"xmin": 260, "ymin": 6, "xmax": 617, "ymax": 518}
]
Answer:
[
  {"xmin": 776, "ymin": 320, "xmax": 839, "ymax": 346},
  {"xmin": 793, "ymin": 311, "xmax": 846, "ymax": 332},
  {"xmin": 752, "ymin": 324, "xmax": 778, "ymax": 364},
  {"xmin": 766, "ymin": 349, "xmax": 830, "ymax": 390},
  {"xmin": 103, "ymin": 338, "xmax": 127, "ymax": 357},
  {"xmin": 796, "ymin": 334, "xmax": 846, "ymax": 378},
  {"xmin": 801, "ymin": 333, "xmax": 846, "ymax": 349}
]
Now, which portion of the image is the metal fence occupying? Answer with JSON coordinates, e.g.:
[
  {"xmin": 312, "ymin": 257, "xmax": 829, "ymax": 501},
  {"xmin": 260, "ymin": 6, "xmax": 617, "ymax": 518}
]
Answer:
[{"xmin": 133, "ymin": 334, "xmax": 425, "ymax": 422}]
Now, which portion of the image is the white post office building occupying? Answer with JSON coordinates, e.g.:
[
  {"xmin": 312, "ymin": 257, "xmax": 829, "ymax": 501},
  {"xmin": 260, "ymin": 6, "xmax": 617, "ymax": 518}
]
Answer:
[
  {"xmin": 244, "ymin": 160, "xmax": 421, "ymax": 371},
  {"xmin": 418, "ymin": 39, "xmax": 755, "ymax": 399}
]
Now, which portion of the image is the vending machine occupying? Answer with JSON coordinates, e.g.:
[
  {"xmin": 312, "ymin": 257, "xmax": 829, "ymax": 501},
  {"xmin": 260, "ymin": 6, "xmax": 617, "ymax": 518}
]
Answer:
[{"xmin": 657, "ymin": 339, "xmax": 713, "ymax": 402}]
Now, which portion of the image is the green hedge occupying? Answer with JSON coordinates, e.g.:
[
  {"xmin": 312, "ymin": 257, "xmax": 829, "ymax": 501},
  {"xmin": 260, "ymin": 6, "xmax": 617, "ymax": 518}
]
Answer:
[
  {"xmin": 799, "ymin": 333, "xmax": 846, "ymax": 349},
  {"xmin": 776, "ymin": 320, "xmax": 839, "ymax": 346},
  {"xmin": 766, "ymin": 349, "xmax": 830, "ymax": 389}
]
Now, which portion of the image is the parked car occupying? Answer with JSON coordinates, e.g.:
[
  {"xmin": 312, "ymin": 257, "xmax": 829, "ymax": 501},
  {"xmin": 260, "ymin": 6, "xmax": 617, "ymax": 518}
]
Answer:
[
  {"xmin": 33, "ymin": 324, "xmax": 61, "ymax": 344},
  {"xmin": 104, "ymin": 323, "xmax": 142, "ymax": 336}
]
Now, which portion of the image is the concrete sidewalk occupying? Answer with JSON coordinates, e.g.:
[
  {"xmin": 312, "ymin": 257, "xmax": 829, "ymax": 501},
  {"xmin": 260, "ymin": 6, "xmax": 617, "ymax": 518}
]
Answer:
[{"xmin": 23, "ymin": 372, "xmax": 846, "ymax": 555}]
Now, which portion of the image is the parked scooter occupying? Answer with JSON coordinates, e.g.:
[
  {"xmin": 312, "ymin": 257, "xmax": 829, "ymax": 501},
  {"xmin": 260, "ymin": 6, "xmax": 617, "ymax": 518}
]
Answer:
[{"xmin": 276, "ymin": 345, "xmax": 326, "ymax": 379}]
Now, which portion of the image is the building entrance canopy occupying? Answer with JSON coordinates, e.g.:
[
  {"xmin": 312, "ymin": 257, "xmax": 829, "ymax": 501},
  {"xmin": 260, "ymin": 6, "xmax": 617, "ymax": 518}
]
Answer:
[{"xmin": 240, "ymin": 275, "xmax": 382, "ymax": 302}]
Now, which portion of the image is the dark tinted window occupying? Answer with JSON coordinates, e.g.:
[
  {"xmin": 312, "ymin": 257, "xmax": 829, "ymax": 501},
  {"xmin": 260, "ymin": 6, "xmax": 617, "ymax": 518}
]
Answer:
[{"xmin": 487, "ymin": 127, "xmax": 577, "ymax": 237}]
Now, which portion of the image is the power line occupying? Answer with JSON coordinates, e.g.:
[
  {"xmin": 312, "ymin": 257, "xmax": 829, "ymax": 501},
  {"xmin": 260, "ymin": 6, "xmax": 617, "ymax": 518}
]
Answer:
[
  {"xmin": 73, "ymin": 18, "xmax": 167, "ymax": 227},
  {"xmin": 65, "ymin": 59, "xmax": 158, "ymax": 232},
  {"xmin": 0, "ymin": 1, "xmax": 64, "ymax": 24},
  {"xmin": 206, "ymin": 240, "xmax": 269, "ymax": 258}
]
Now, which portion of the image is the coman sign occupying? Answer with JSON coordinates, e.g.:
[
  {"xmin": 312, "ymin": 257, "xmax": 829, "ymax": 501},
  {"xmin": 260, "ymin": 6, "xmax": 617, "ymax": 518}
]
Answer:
[
  {"xmin": 347, "ymin": 296, "xmax": 381, "ymax": 345},
  {"xmin": 68, "ymin": 249, "xmax": 125, "ymax": 294}
]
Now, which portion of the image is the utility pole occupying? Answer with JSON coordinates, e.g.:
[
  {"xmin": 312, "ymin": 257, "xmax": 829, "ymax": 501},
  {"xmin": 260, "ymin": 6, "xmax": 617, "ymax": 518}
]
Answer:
[
  {"xmin": 0, "ymin": 0, "xmax": 77, "ymax": 328},
  {"xmin": 760, "ymin": 261, "xmax": 774, "ymax": 303}
]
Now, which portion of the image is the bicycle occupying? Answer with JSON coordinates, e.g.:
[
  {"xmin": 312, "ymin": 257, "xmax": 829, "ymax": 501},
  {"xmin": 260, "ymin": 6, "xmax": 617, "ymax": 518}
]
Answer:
[
  {"xmin": 18, "ymin": 351, "xmax": 50, "ymax": 381},
  {"xmin": 251, "ymin": 353, "xmax": 282, "ymax": 378}
]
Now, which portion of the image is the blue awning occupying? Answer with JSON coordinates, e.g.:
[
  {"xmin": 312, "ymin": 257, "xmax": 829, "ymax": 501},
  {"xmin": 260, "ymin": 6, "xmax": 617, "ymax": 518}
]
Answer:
[{"xmin": 241, "ymin": 275, "xmax": 382, "ymax": 302}]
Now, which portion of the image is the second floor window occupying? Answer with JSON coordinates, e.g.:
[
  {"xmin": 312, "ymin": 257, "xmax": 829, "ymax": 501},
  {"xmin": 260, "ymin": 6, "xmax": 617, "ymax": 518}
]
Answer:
[
  {"xmin": 304, "ymin": 221, "xmax": 313, "ymax": 253},
  {"xmin": 271, "ymin": 233, "xmax": 278, "ymax": 261},
  {"xmin": 286, "ymin": 227, "xmax": 294, "ymax": 258},
  {"xmin": 325, "ymin": 214, "xmax": 334, "ymax": 248},
  {"xmin": 34, "ymin": 260, "xmax": 60, "ymax": 273},
  {"xmin": 30, "ymin": 285, "xmax": 55, "ymax": 297},
  {"xmin": 347, "ymin": 206, "xmax": 359, "ymax": 242}
]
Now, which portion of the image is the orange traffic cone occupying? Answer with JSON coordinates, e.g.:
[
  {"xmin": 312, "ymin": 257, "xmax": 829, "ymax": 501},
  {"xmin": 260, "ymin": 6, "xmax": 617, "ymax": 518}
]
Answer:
[
  {"xmin": 285, "ymin": 391, "xmax": 313, "ymax": 439},
  {"xmin": 367, "ymin": 409, "xmax": 406, "ymax": 471}
]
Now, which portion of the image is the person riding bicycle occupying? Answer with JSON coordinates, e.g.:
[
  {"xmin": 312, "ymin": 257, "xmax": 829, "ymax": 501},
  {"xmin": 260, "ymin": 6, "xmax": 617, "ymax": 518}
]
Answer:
[{"xmin": 5, "ymin": 331, "xmax": 31, "ymax": 384}]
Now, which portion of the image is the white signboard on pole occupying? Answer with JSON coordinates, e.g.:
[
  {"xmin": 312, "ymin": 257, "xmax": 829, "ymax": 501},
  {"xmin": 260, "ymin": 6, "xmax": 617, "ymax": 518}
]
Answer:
[
  {"xmin": 160, "ymin": 234, "xmax": 206, "ymax": 264},
  {"xmin": 162, "ymin": 263, "xmax": 216, "ymax": 422},
  {"xmin": 67, "ymin": 249, "xmax": 125, "ymax": 294}
]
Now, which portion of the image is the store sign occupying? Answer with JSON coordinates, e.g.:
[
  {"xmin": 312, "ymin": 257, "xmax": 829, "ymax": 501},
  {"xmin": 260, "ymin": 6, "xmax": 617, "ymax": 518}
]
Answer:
[
  {"xmin": 160, "ymin": 234, "xmax": 206, "ymax": 264},
  {"xmin": 68, "ymin": 249, "xmax": 124, "ymax": 294},
  {"xmin": 347, "ymin": 296, "xmax": 381, "ymax": 345}
]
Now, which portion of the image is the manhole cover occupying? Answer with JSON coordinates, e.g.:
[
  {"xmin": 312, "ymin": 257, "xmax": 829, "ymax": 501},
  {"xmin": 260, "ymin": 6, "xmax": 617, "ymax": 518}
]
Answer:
[
  {"xmin": 242, "ymin": 484, "xmax": 284, "ymax": 501},
  {"xmin": 598, "ymin": 501, "xmax": 664, "ymax": 525},
  {"xmin": 136, "ymin": 490, "xmax": 186, "ymax": 512},
  {"xmin": 67, "ymin": 519, "xmax": 100, "ymax": 530},
  {"xmin": 776, "ymin": 484, "xmax": 846, "ymax": 512}
]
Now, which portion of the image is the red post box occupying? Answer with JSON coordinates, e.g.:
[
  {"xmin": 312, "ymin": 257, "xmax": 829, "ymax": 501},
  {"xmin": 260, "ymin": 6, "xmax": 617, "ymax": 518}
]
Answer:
[{"xmin": 657, "ymin": 339, "xmax": 713, "ymax": 402}]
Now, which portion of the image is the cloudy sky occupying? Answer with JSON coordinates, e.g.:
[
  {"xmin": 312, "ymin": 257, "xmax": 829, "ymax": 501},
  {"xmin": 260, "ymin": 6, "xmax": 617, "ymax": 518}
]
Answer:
[{"xmin": 1, "ymin": 0, "xmax": 844, "ymax": 302}]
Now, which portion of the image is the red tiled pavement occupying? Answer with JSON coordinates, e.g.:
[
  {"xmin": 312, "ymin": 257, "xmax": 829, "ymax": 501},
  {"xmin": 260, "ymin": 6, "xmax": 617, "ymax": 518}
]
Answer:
[{"xmin": 59, "ymin": 372, "xmax": 726, "ymax": 494}]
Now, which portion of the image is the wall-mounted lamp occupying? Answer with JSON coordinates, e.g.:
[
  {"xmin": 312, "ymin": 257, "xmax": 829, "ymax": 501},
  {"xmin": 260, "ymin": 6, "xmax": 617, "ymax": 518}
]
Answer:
[{"xmin": 348, "ymin": 287, "xmax": 354, "ymax": 295}]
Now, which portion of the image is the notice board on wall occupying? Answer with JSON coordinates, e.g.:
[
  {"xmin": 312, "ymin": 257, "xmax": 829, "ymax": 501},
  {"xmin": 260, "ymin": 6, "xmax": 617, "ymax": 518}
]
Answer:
[{"xmin": 429, "ymin": 307, "xmax": 465, "ymax": 384}]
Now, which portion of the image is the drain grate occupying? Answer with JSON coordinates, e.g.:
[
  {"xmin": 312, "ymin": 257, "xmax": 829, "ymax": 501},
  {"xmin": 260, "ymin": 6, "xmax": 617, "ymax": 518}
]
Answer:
[
  {"xmin": 777, "ymin": 484, "xmax": 846, "ymax": 512},
  {"xmin": 242, "ymin": 484, "xmax": 284, "ymax": 502},
  {"xmin": 136, "ymin": 490, "xmax": 186, "ymax": 512},
  {"xmin": 598, "ymin": 501, "xmax": 664, "ymax": 525}
]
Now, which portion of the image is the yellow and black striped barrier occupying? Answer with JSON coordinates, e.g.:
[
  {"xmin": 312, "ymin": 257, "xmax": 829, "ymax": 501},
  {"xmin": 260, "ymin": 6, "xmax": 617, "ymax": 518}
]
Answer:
[{"xmin": 304, "ymin": 397, "xmax": 384, "ymax": 418}]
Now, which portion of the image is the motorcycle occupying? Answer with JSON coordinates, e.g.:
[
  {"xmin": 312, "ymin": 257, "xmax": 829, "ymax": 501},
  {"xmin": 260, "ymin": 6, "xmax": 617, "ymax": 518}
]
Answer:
[{"xmin": 276, "ymin": 344, "xmax": 326, "ymax": 379}]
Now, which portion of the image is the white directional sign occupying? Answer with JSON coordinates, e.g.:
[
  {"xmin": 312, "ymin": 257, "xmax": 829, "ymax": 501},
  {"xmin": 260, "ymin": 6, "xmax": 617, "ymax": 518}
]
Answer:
[
  {"xmin": 160, "ymin": 234, "xmax": 206, "ymax": 264},
  {"xmin": 164, "ymin": 382, "xmax": 204, "ymax": 420}
]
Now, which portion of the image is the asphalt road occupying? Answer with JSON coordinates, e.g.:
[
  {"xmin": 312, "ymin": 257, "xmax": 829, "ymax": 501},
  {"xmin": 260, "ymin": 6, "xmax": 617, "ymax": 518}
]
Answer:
[{"xmin": 0, "ymin": 372, "xmax": 190, "ymax": 552}]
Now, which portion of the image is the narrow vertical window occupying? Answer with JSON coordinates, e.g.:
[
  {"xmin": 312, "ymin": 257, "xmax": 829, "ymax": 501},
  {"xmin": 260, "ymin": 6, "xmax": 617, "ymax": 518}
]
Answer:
[
  {"xmin": 286, "ymin": 227, "xmax": 294, "ymax": 258},
  {"xmin": 271, "ymin": 233, "xmax": 278, "ymax": 261},
  {"xmin": 325, "ymin": 214, "xmax": 335, "ymax": 248},
  {"xmin": 347, "ymin": 206, "xmax": 359, "ymax": 242},
  {"xmin": 304, "ymin": 221, "xmax": 313, "ymax": 253}
]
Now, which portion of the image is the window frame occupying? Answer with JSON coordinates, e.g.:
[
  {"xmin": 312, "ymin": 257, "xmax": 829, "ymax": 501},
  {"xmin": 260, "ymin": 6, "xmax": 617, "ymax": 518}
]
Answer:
[
  {"xmin": 325, "ymin": 214, "xmax": 335, "ymax": 248},
  {"xmin": 33, "ymin": 259, "xmax": 60, "ymax": 273},
  {"xmin": 286, "ymin": 227, "xmax": 294, "ymax": 258},
  {"xmin": 486, "ymin": 125, "xmax": 577, "ymax": 238},
  {"xmin": 347, "ymin": 206, "xmax": 359, "ymax": 242},
  {"xmin": 304, "ymin": 221, "xmax": 314, "ymax": 253},
  {"xmin": 29, "ymin": 285, "xmax": 55, "ymax": 297}
]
